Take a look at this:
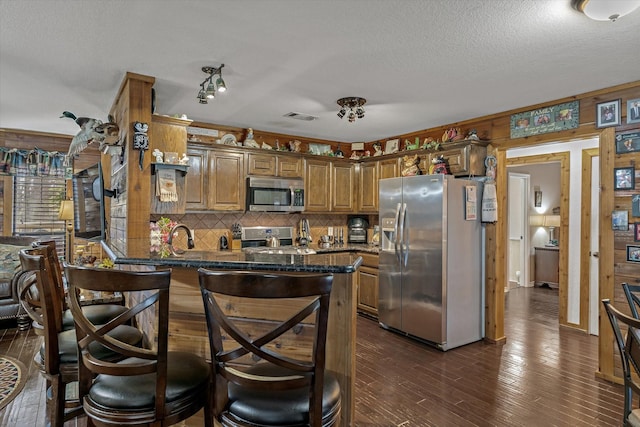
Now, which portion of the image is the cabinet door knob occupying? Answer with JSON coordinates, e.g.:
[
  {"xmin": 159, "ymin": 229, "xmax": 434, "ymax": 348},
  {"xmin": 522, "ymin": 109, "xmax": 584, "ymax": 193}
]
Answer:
[{"xmin": 590, "ymin": 251, "xmax": 599, "ymax": 258}]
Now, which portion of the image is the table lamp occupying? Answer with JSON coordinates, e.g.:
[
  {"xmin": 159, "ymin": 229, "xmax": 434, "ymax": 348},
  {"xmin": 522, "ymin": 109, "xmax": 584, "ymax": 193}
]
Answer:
[
  {"xmin": 544, "ymin": 215, "xmax": 561, "ymax": 246},
  {"xmin": 58, "ymin": 200, "xmax": 74, "ymax": 262}
]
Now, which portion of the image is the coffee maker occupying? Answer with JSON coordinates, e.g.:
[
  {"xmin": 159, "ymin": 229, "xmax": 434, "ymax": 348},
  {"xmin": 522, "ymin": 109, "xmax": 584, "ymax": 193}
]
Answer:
[{"xmin": 347, "ymin": 217, "xmax": 368, "ymax": 244}]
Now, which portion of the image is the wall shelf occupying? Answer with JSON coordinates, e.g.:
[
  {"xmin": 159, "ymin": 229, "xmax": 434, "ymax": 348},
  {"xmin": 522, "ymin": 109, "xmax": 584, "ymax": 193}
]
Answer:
[{"xmin": 151, "ymin": 163, "xmax": 189, "ymax": 176}]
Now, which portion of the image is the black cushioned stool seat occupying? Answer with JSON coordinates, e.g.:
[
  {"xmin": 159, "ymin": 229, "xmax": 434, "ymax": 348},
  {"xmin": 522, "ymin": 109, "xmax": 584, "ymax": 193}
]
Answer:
[
  {"xmin": 88, "ymin": 352, "xmax": 210, "ymax": 410},
  {"xmin": 62, "ymin": 304, "xmax": 128, "ymax": 330},
  {"xmin": 227, "ymin": 365, "xmax": 341, "ymax": 426}
]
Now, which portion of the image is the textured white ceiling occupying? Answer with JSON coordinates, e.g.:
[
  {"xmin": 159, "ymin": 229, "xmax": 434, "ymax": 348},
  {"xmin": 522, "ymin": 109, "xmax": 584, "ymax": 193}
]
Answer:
[{"xmin": 1, "ymin": 0, "xmax": 639, "ymax": 143}]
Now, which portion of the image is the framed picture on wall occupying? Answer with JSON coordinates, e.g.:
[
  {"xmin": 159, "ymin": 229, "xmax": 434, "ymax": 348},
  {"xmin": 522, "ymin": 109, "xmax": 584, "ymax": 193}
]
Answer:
[
  {"xmin": 614, "ymin": 166, "xmax": 635, "ymax": 190},
  {"xmin": 627, "ymin": 245, "xmax": 640, "ymax": 262},
  {"xmin": 634, "ymin": 224, "xmax": 640, "ymax": 242},
  {"xmin": 612, "ymin": 210, "xmax": 629, "ymax": 231},
  {"xmin": 615, "ymin": 130, "xmax": 640, "ymax": 154},
  {"xmin": 628, "ymin": 98, "xmax": 640, "ymax": 125},
  {"xmin": 596, "ymin": 99, "xmax": 621, "ymax": 128}
]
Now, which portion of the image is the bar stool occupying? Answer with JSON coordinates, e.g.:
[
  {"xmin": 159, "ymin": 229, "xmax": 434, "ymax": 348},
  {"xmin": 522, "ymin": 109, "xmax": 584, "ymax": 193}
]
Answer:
[
  {"xmin": 198, "ymin": 269, "xmax": 341, "ymax": 427},
  {"xmin": 18, "ymin": 246, "xmax": 143, "ymax": 427},
  {"xmin": 65, "ymin": 264, "xmax": 213, "ymax": 426}
]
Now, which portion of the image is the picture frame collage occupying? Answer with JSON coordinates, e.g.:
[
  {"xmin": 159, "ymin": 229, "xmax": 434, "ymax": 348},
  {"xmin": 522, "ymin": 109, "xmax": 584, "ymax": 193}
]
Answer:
[{"xmin": 608, "ymin": 98, "xmax": 640, "ymax": 262}]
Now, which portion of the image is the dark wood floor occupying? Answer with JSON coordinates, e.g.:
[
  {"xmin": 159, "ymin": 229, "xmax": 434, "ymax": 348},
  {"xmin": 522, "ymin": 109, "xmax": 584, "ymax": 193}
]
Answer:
[{"xmin": 0, "ymin": 286, "xmax": 625, "ymax": 426}]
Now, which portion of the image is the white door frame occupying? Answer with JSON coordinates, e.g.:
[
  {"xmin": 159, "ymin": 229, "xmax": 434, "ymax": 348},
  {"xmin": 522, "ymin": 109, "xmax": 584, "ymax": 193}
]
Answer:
[{"xmin": 507, "ymin": 172, "xmax": 530, "ymax": 289}]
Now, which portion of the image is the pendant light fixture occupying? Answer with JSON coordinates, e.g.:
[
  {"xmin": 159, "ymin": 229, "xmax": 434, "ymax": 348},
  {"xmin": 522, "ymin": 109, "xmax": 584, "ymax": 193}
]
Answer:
[
  {"xmin": 197, "ymin": 64, "xmax": 227, "ymax": 104},
  {"xmin": 337, "ymin": 97, "xmax": 366, "ymax": 123}
]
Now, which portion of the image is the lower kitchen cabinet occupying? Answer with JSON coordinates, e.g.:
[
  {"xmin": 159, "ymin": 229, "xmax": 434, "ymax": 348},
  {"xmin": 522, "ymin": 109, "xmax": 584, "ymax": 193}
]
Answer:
[
  {"xmin": 534, "ymin": 246, "xmax": 559, "ymax": 289},
  {"xmin": 357, "ymin": 252, "xmax": 379, "ymax": 318}
]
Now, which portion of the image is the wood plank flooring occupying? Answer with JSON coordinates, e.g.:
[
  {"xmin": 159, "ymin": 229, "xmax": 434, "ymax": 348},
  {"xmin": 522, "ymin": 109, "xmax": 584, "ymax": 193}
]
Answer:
[{"xmin": 0, "ymin": 286, "xmax": 625, "ymax": 426}]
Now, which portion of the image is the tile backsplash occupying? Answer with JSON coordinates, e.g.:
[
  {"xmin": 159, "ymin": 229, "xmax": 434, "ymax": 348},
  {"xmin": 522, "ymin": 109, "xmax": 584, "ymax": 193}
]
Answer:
[{"xmin": 150, "ymin": 212, "xmax": 378, "ymax": 251}]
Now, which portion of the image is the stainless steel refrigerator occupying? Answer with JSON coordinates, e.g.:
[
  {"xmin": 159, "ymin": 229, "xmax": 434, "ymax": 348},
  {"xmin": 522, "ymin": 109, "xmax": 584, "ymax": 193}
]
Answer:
[{"xmin": 378, "ymin": 174, "xmax": 483, "ymax": 351}]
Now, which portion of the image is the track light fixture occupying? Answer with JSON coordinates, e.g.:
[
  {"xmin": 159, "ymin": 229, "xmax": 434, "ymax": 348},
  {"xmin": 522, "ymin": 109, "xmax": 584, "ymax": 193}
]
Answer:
[
  {"xmin": 336, "ymin": 97, "xmax": 366, "ymax": 122},
  {"xmin": 197, "ymin": 64, "xmax": 227, "ymax": 104}
]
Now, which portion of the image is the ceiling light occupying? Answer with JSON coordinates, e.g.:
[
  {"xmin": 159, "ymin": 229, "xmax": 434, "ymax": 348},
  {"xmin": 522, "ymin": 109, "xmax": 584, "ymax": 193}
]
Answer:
[
  {"xmin": 573, "ymin": 0, "xmax": 640, "ymax": 21},
  {"xmin": 336, "ymin": 97, "xmax": 366, "ymax": 122},
  {"xmin": 198, "ymin": 64, "xmax": 227, "ymax": 104}
]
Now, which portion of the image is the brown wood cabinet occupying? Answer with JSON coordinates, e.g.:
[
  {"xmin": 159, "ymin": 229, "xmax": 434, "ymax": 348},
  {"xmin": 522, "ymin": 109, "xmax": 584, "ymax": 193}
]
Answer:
[
  {"xmin": 421, "ymin": 141, "xmax": 488, "ymax": 177},
  {"xmin": 305, "ymin": 158, "xmax": 332, "ymax": 212},
  {"xmin": 246, "ymin": 152, "xmax": 303, "ymax": 178},
  {"xmin": 185, "ymin": 145, "xmax": 245, "ymax": 211},
  {"xmin": 379, "ymin": 157, "xmax": 400, "ymax": 179},
  {"xmin": 332, "ymin": 162, "xmax": 356, "ymax": 212},
  {"xmin": 358, "ymin": 162, "xmax": 378, "ymax": 213},
  {"xmin": 534, "ymin": 246, "xmax": 559, "ymax": 289},
  {"xmin": 357, "ymin": 252, "xmax": 379, "ymax": 317}
]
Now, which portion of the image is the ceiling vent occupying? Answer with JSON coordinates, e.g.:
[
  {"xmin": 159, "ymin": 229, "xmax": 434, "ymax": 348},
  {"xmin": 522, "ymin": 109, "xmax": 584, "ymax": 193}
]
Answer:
[{"xmin": 283, "ymin": 112, "xmax": 318, "ymax": 121}]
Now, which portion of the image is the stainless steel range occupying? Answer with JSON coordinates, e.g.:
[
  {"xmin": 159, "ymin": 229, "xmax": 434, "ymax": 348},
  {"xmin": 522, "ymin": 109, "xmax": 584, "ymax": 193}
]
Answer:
[{"xmin": 241, "ymin": 226, "xmax": 316, "ymax": 255}]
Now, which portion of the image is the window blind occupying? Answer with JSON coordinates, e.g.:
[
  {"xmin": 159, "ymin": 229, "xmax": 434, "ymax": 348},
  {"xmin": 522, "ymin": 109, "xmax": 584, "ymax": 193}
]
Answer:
[{"xmin": 13, "ymin": 175, "xmax": 67, "ymax": 251}]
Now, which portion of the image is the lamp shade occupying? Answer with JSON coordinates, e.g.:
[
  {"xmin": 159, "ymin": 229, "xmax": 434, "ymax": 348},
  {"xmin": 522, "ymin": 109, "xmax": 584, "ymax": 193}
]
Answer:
[
  {"xmin": 543, "ymin": 215, "xmax": 561, "ymax": 228},
  {"xmin": 58, "ymin": 200, "xmax": 74, "ymax": 221},
  {"xmin": 529, "ymin": 215, "xmax": 545, "ymax": 226}
]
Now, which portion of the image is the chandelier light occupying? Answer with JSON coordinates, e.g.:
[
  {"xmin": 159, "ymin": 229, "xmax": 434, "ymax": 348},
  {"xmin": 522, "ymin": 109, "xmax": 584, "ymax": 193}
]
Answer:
[
  {"xmin": 572, "ymin": 0, "xmax": 640, "ymax": 21},
  {"xmin": 197, "ymin": 64, "xmax": 227, "ymax": 104},
  {"xmin": 337, "ymin": 97, "xmax": 366, "ymax": 123}
]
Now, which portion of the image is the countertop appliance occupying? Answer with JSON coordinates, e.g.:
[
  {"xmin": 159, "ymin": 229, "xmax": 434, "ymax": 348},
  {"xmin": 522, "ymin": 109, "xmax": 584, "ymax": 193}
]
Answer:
[
  {"xmin": 347, "ymin": 217, "xmax": 368, "ymax": 244},
  {"xmin": 241, "ymin": 226, "xmax": 316, "ymax": 254},
  {"xmin": 247, "ymin": 177, "xmax": 304, "ymax": 213},
  {"xmin": 378, "ymin": 174, "xmax": 483, "ymax": 351}
]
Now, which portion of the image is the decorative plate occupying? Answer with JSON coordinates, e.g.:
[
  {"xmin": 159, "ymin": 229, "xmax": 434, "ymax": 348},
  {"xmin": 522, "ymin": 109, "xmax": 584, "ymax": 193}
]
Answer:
[{"xmin": 221, "ymin": 134, "xmax": 237, "ymax": 146}]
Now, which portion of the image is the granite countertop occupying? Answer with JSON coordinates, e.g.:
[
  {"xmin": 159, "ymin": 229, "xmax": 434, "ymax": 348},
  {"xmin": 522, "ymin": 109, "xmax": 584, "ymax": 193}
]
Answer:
[
  {"xmin": 312, "ymin": 243, "xmax": 380, "ymax": 254},
  {"xmin": 102, "ymin": 240, "xmax": 363, "ymax": 274}
]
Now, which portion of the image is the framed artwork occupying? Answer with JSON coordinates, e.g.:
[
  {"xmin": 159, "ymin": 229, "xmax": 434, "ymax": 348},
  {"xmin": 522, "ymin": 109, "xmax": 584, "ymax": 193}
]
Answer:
[
  {"xmin": 628, "ymin": 98, "xmax": 640, "ymax": 125},
  {"xmin": 534, "ymin": 190, "xmax": 542, "ymax": 207},
  {"xmin": 596, "ymin": 99, "xmax": 621, "ymax": 128},
  {"xmin": 615, "ymin": 130, "xmax": 640, "ymax": 154},
  {"xmin": 385, "ymin": 139, "xmax": 399, "ymax": 154},
  {"xmin": 635, "ymin": 224, "xmax": 640, "ymax": 242},
  {"xmin": 614, "ymin": 166, "xmax": 635, "ymax": 190},
  {"xmin": 628, "ymin": 245, "xmax": 640, "ymax": 263},
  {"xmin": 633, "ymin": 195, "xmax": 640, "ymax": 217},
  {"xmin": 612, "ymin": 210, "xmax": 629, "ymax": 231}
]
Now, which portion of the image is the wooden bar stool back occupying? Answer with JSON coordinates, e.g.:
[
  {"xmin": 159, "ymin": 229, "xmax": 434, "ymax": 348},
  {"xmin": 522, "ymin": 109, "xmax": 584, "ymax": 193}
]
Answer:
[
  {"xmin": 39, "ymin": 240, "xmax": 129, "ymax": 330},
  {"xmin": 65, "ymin": 265, "xmax": 212, "ymax": 427},
  {"xmin": 198, "ymin": 269, "xmax": 341, "ymax": 427},
  {"xmin": 603, "ymin": 299, "xmax": 640, "ymax": 426}
]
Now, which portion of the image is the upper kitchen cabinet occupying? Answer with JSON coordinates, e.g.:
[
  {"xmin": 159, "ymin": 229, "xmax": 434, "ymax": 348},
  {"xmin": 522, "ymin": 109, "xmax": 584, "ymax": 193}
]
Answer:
[
  {"xmin": 305, "ymin": 158, "xmax": 332, "ymax": 212},
  {"xmin": 332, "ymin": 161, "xmax": 356, "ymax": 212},
  {"xmin": 247, "ymin": 152, "xmax": 303, "ymax": 178},
  {"xmin": 208, "ymin": 150, "xmax": 245, "ymax": 211},
  {"xmin": 185, "ymin": 145, "xmax": 245, "ymax": 211},
  {"xmin": 379, "ymin": 157, "xmax": 400, "ymax": 179},
  {"xmin": 185, "ymin": 147, "xmax": 208, "ymax": 210},
  {"xmin": 358, "ymin": 162, "xmax": 379, "ymax": 213},
  {"xmin": 421, "ymin": 140, "xmax": 488, "ymax": 177}
]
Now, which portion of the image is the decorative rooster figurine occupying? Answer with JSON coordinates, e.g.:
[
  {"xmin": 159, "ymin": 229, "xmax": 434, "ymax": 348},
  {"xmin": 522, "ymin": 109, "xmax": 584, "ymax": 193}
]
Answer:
[{"xmin": 61, "ymin": 111, "xmax": 121, "ymax": 164}]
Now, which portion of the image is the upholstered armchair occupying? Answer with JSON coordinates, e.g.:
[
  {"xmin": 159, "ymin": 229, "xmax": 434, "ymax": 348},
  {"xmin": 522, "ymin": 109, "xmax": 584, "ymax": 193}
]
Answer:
[{"xmin": 0, "ymin": 236, "xmax": 37, "ymax": 329}]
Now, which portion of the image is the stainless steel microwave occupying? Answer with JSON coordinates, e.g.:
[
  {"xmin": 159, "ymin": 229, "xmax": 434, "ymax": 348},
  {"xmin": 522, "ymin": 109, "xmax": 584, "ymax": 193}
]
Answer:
[{"xmin": 247, "ymin": 177, "xmax": 305, "ymax": 212}]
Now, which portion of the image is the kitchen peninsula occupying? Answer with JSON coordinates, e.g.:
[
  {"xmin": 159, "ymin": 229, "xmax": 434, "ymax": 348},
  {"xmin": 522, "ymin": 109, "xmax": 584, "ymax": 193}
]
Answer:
[{"xmin": 102, "ymin": 240, "xmax": 362, "ymax": 427}]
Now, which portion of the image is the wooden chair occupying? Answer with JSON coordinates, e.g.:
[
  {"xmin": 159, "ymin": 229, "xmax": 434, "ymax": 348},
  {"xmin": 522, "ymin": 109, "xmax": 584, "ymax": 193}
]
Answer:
[
  {"xmin": 603, "ymin": 299, "xmax": 640, "ymax": 426},
  {"xmin": 18, "ymin": 246, "xmax": 143, "ymax": 427},
  {"xmin": 65, "ymin": 264, "xmax": 212, "ymax": 427},
  {"xmin": 198, "ymin": 269, "xmax": 341, "ymax": 427},
  {"xmin": 623, "ymin": 282, "xmax": 640, "ymax": 319},
  {"xmin": 38, "ymin": 240, "xmax": 129, "ymax": 330}
]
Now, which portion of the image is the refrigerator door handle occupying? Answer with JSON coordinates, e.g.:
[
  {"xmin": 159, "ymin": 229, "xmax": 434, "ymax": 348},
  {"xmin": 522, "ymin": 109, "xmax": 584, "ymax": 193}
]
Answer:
[
  {"xmin": 400, "ymin": 202, "xmax": 409, "ymax": 267},
  {"xmin": 394, "ymin": 202, "xmax": 401, "ymax": 263}
]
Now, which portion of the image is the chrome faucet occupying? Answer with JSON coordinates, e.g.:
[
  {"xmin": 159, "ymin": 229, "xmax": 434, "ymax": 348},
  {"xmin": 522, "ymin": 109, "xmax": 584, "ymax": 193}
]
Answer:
[{"xmin": 167, "ymin": 224, "xmax": 195, "ymax": 256}]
